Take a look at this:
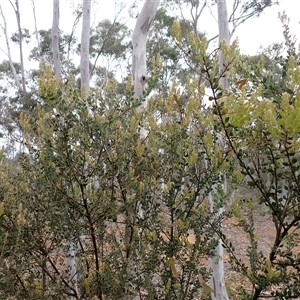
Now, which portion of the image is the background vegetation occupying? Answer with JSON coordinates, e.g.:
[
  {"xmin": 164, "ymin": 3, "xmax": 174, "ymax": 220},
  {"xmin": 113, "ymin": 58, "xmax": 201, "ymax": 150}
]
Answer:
[{"xmin": 1, "ymin": 1, "xmax": 300, "ymax": 299}]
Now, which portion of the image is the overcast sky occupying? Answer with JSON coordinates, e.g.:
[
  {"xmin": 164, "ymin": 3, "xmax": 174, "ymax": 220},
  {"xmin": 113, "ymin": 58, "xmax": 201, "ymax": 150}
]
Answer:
[{"xmin": 0, "ymin": 0, "xmax": 299, "ymax": 64}]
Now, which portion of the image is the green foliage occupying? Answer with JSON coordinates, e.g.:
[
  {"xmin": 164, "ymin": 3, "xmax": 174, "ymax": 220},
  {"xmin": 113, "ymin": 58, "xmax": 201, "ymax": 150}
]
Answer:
[
  {"xmin": 89, "ymin": 20, "xmax": 130, "ymax": 60},
  {"xmin": 0, "ymin": 64, "xmax": 229, "ymax": 299},
  {"xmin": 147, "ymin": 8, "xmax": 203, "ymax": 97},
  {"xmin": 11, "ymin": 28, "xmax": 31, "ymax": 45},
  {"xmin": 1, "ymin": 3, "xmax": 298, "ymax": 300},
  {"xmin": 184, "ymin": 18, "xmax": 300, "ymax": 299}
]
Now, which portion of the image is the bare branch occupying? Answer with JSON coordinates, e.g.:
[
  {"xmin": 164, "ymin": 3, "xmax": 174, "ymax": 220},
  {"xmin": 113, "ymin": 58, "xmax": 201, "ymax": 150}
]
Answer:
[
  {"xmin": 207, "ymin": 2, "xmax": 218, "ymax": 23},
  {"xmin": 9, "ymin": 0, "xmax": 26, "ymax": 91},
  {"xmin": 66, "ymin": 11, "xmax": 82, "ymax": 75},
  {"xmin": 229, "ymin": 0, "xmax": 279, "ymax": 39},
  {"xmin": 89, "ymin": 22, "xmax": 117, "ymax": 77},
  {"xmin": 30, "ymin": 0, "xmax": 41, "ymax": 64},
  {"xmin": 207, "ymin": 34, "xmax": 219, "ymax": 45},
  {"xmin": 190, "ymin": 0, "xmax": 207, "ymax": 40},
  {"xmin": 228, "ymin": 0, "xmax": 239, "ymax": 23},
  {"xmin": 0, "ymin": 3, "xmax": 23, "ymax": 91},
  {"xmin": 90, "ymin": 4, "xmax": 128, "ymax": 77}
]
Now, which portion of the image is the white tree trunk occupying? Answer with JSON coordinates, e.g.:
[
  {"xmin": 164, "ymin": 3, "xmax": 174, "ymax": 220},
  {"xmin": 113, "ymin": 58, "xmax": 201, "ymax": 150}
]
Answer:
[
  {"xmin": 65, "ymin": 6, "xmax": 92, "ymax": 297},
  {"xmin": 80, "ymin": 0, "xmax": 91, "ymax": 93},
  {"xmin": 123, "ymin": 2, "xmax": 159, "ymax": 299},
  {"xmin": 132, "ymin": 0, "xmax": 160, "ymax": 100},
  {"xmin": 66, "ymin": 242, "xmax": 78, "ymax": 297},
  {"xmin": 52, "ymin": 0, "xmax": 61, "ymax": 78},
  {"xmin": 208, "ymin": 194, "xmax": 229, "ymax": 300},
  {"xmin": 130, "ymin": 0, "xmax": 160, "ymax": 245},
  {"xmin": 13, "ymin": 0, "xmax": 26, "ymax": 92},
  {"xmin": 52, "ymin": 1, "xmax": 78, "ymax": 296},
  {"xmin": 30, "ymin": 0, "xmax": 41, "ymax": 64},
  {"xmin": 132, "ymin": 0, "xmax": 160, "ymax": 141},
  {"xmin": 217, "ymin": 0, "xmax": 230, "ymax": 90},
  {"xmin": 208, "ymin": 1, "xmax": 230, "ymax": 300},
  {"xmin": 0, "ymin": 4, "xmax": 22, "ymax": 92}
]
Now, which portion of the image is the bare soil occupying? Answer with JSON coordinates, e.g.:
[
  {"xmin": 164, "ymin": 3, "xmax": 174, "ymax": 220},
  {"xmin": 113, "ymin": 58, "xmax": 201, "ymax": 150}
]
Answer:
[
  {"xmin": 222, "ymin": 207, "xmax": 300, "ymax": 299},
  {"xmin": 184, "ymin": 203, "xmax": 300, "ymax": 299}
]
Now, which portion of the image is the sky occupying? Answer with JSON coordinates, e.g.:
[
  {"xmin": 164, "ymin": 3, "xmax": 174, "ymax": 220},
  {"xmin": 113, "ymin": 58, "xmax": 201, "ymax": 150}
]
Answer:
[
  {"xmin": 0, "ymin": 0, "xmax": 299, "ymax": 67},
  {"xmin": 232, "ymin": 0, "xmax": 299, "ymax": 54}
]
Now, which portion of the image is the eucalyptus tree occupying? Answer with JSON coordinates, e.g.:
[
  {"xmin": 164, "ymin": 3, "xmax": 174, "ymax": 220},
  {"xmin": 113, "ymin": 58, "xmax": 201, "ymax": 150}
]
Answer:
[
  {"xmin": 30, "ymin": 0, "xmax": 41, "ymax": 63},
  {"xmin": 52, "ymin": 0, "xmax": 61, "ymax": 78},
  {"xmin": 147, "ymin": 8, "xmax": 198, "ymax": 96},
  {"xmin": 229, "ymin": 0, "xmax": 279, "ymax": 39},
  {"xmin": 122, "ymin": 1, "xmax": 160, "ymax": 297},
  {"xmin": 165, "ymin": 0, "xmax": 278, "ymax": 40},
  {"xmin": 0, "ymin": 3, "xmax": 23, "ymax": 92},
  {"xmin": 0, "ymin": 0, "xmax": 129, "ymax": 144},
  {"xmin": 132, "ymin": 0, "xmax": 161, "ymax": 100},
  {"xmin": 207, "ymin": 2, "xmax": 230, "ymax": 299},
  {"xmin": 80, "ymin": 0, "xmax": 91, "ymax": 93},
  {"xmin": 88, "ymin": 19, "xmax": 131, "ymax": 88},
  {"xmin": 168, "ymin": 1, "xmax": 279, "ymax": 298},
  {"xmin": 8, "ymin": 0, "xmax": 26, "ymax": 91}
]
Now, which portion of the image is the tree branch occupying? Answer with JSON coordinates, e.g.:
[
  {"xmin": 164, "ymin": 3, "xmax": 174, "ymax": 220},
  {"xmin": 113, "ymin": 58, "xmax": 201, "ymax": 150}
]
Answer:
[
  {"xmin": 9, "ymin": 0, "xmax": 26, "ymax": 91},
  {"xmin": 30, "ymin": 0, "xmax": 41, "ymax": 65},
  {"xmin": 0, "ymin": 4, "xmax": 23, "ymax": 91}
]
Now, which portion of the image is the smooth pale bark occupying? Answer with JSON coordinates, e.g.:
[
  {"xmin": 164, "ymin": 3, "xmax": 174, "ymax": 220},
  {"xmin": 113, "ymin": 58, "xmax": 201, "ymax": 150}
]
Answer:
[
  {"xmin": 208, "ymin": 193, "xmax": 229, "ymax": 300},
  {"xmin": 9, "ymin": 0, "xmax": 26, "ymax": 92},
  {"xmin": 132, "ymin": 0, "xmax": 160, "ymax": 142},
  {"xmin": 131, "ymin": 0, "xmax": 160, "ymax": 227},
  {"xmin": 67, "ymin": 12, "xmax": 82, "ymax": 75},
  {"xmin": 66, "ymin": 3, "xmax": 92, "ymax": 296},
  {"xmin": 123, "ymin": 2, "xmax": 159, "ymax": 298},
  {"xmin": 132, "ymin": 0, "xmax": 160, "ymax": 100},
  {"xmin": 0, "ymin": 4, "xmax": 22, "ymax": 92},
  {"xmin": 80, "ymin": 0, "xmax": 91, "ymax": 93},
  {"xmin": 217, "ymin": 0, "xmax": 230, "ymax": 89},
  {"xmin": 51, "ymin": 1, "xmax": 78, "ymax": 295},
  {"xmin": 15, "ymin": 0, "xmax": 26, "ymax": 91},
  {"xmin": 208, "ymin": 1, "xmax": 230, "ymax": 300},
  {"xmin": 52, "ymin": 0, "xmax": 61, "ymax": 78},
  {"xmin": 66, "ymin": 242, "xmax": 78, "ymax": 298},
  {"xmin": 30, "ymin": 0, "xmax": 41, "ymax": 64}
]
